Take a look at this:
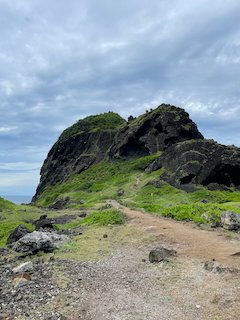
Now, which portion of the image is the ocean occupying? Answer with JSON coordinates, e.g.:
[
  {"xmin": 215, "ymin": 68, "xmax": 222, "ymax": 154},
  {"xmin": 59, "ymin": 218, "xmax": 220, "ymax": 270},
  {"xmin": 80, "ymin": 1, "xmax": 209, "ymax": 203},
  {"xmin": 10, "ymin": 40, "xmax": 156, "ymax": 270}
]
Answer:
[{"xmin": 3, "ymin": 195, "xmax": 33, "ymax": 205}]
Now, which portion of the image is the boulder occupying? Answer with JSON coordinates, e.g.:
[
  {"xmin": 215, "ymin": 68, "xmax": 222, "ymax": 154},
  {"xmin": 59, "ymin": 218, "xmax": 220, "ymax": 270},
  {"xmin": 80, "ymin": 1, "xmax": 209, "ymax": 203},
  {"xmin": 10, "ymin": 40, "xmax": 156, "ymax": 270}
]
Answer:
[
  {"xmin": 12, "ymin": 231, "xmax": 69, "ymax": 254},
  {"xmin": 149, "ymin": 246, "xmax": 177, "ymax": 263},
  {"xmin": 33, "ymin": 215, "xmax": 54, "ymax": 231},
  {"xmin": 7, "ymin": 224, "xmax": 30, "ymax": 245},
  {"xmin": 220, "ymin": 211, "xmax": 240, "ymax": 231}
]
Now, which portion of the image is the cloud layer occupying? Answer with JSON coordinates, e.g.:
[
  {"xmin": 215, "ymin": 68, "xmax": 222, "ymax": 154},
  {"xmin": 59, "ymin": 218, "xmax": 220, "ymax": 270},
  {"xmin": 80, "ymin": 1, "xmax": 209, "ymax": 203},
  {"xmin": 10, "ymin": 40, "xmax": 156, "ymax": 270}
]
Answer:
[{"xmin": 1, "ymin": 0, "xmax": 240, "ymax": 195}]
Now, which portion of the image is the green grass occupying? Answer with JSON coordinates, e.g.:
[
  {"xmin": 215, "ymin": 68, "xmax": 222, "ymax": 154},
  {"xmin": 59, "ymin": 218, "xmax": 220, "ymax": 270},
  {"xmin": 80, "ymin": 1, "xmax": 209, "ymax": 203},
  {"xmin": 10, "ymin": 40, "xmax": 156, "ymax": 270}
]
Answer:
[
  {"xmin": 56, "ymin": 209, "xmax": 125, "ymax": 231},
  {"xmin": 0, "ymin": 197, "xmax": 16, "ymax": 210},
  {"xmin": 36, "ymin": 154, "xmax": 160, "ymax": 208},
  {"xmin": 128, "ymin": 183, "xmax": 240, "ymax": 223},
  {"xmin": 59, "ymin": 112, "xmax": 126, "ymax": 141},
  {"xmin": 36, "ymin": 154, "xmax": 240, "ymax": 225}
]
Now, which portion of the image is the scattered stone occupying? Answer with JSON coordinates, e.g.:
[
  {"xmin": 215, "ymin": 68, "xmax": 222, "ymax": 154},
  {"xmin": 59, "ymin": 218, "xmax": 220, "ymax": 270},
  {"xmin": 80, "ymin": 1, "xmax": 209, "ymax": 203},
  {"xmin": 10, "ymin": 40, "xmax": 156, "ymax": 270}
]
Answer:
[
  {"xmin": 51, "ymin": 214, "xmax": 77, "ymax": 224},
  {"xmin": 79, "ymin": 200, "xmax": 85, "ymax": 205},
  {"xmin": 220, "ymin": 211, "xmax": 240, "ymax": 231},
  {"xmin": 7, "ymin": 225, "xmax": 30, "ymax": 245},
  {"xmin": 149, "ymin": 246, "xmax": 177, "ymax": 263},
  {"xmin": 12, "ymin": 231, "xmax": 69, "ymax": 254},
  {"xmin": 12, "ymin": 261, "xmax": 33, "ymax": 274},
  {"xmin": 204, "ymin": 260, "xmax": 239, "ymax": 274}
]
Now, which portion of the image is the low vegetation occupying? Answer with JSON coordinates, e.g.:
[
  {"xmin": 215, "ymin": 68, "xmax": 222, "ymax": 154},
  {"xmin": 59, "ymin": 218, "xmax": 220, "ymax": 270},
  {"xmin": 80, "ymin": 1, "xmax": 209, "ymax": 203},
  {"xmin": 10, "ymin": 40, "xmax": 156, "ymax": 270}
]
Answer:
[
  {"xmin": 36, "ymin": 154, "xmax": 240, "ymax": 225},
  {"xmin": 1, "ymin": 154, "xmax": 240, "ymax": 248},
  {"xmin": 59, "ymin": 112, "xmax": 126, "ymax": 141}
]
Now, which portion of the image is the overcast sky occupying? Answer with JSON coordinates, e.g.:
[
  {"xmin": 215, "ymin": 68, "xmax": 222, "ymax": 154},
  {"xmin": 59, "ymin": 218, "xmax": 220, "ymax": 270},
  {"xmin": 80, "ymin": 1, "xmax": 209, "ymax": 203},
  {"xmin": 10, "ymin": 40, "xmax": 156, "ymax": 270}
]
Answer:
[{"xmin": 1, "ymin": 0, "xmax": 240, "ymax": 196}]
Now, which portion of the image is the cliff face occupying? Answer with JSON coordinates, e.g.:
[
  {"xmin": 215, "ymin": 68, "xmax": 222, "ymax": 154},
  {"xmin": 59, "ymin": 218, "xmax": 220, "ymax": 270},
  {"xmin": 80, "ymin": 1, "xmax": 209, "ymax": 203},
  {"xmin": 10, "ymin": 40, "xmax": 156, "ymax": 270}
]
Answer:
[
  {"xmin": 33, "ymin": 130, "xmax": 117, "ymax": 201},
  {"xmin": 109, "ymin": 104, "xmax": 203, "ymax": 159},
  {"xmin": 146, "ymin": 139, "xmax": 240, "ymax": 191},
  {"xmin": 33, "ymin": 104, "xmax": 240, "ymax": 201}
]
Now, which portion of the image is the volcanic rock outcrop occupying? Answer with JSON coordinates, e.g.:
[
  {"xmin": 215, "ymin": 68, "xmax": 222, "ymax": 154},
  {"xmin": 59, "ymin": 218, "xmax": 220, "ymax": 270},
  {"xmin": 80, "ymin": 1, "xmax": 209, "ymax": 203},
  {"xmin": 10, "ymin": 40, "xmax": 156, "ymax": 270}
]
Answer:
[
  {"xmin": 32, "ymin": 112, "xmax": 125, "ymax": 201},
  {"xmin": 146, "ymin": 139, "xmax": 240, "ymax": 190},
  {"xmin": 33, "ymin": 103, "xmax": 240, "ymax": 201},
  {"xmin": 108, "ymin": 105, "xmax": 203, "ymax": 159}
]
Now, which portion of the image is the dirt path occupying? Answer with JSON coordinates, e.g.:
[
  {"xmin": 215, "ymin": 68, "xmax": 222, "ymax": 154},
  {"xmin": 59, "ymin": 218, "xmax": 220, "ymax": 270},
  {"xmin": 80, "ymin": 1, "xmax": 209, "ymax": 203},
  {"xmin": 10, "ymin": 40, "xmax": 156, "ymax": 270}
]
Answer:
[{"xmin": 108, "ymin": 200, "xmax": 240, "ymax": 268}]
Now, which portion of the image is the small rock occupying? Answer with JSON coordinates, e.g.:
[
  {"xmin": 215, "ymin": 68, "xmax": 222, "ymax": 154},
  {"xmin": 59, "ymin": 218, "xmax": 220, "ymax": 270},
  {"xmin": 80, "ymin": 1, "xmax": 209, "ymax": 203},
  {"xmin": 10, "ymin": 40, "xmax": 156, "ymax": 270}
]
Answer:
[
  {"xmin": 79, "ymin": 212, "xmax": 87, "ymax": 218},
  {"xmin": 149, "ymin": 246, "xmax": 177, "ymax": 263},
  {"xmin": 12, "ymin": 261, "xmax": 33, "ymax": 274},
  {"xmin": 220, "ymin": 211, "xmax": 240, "ymax": 231},
  {"xmin": 103, "ymin": 234, "xmax": 108, "ymax": 239}
]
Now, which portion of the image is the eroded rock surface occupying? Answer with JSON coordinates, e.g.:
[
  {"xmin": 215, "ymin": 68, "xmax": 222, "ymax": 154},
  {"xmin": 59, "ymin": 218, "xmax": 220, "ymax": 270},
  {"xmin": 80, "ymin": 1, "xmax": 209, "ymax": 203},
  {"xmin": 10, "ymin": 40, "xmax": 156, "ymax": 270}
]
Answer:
[
  {"xmin": 109, "ymin": 104, "xmax": 203, "ymax": 159},
  {"xmin": 147, "ymin": 139, "xmax": 240, "ymax": 190}
]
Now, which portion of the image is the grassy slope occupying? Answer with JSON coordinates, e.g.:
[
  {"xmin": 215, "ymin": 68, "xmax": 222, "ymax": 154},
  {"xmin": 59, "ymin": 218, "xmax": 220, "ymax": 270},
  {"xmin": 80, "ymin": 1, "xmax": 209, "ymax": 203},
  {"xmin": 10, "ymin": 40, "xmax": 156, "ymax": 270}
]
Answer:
[
  {"xmin": 36, "ymin": 155, "xmax": 240, "ymax": 225},
  {"xmin": 2, "ymin": 154, "xmax": 240, "ymax": 248}
]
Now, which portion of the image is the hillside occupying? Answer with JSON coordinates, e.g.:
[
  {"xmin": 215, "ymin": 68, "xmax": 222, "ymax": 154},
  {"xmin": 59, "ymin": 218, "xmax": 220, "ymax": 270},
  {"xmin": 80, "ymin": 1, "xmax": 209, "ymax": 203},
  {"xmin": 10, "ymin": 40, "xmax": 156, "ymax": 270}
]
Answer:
[
  {"xmin": 32, "ymin": 104, "xmax": 240, "ymax": 225},
  {"xmin": 1, "ymin": 104, "xmax": 240, "ymax": 319}
]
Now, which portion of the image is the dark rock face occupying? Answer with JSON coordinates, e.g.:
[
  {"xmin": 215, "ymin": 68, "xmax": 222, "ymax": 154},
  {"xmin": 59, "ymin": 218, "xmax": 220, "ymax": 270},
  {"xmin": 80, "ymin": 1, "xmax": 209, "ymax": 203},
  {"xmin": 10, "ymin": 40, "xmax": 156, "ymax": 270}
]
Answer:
[
  {"xmin": 32, "ymin": 130, "xmax": 116, "ymax": 201},
  {"xmin": 147, "ymin": 139, "xmax": 240, "ymax": 190},
  {"xmin": 33, "ymin": 215, "xmax": 54, "ymax": 231},
  {"xmin": 109, "ymin": 104, "xmax": 203, "ymax": 159},
  {"xmin": 7, "ymin": 225, "xmax": 30, "ymax": 245},
  {"xmin": 32, "ymin": 103, "xmax": 240, "ymax": 200}
]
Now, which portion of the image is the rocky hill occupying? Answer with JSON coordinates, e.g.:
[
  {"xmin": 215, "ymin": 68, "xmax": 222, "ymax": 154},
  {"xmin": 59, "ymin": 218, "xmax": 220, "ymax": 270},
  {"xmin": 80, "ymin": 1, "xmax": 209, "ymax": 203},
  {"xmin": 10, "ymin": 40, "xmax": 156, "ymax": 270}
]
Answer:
[
  {"xmin": 33, "ymin": 103, "xmax": 240, "ymax": 204},
  {"xmin": 33, "ymin": 104, "xmax": 204, "ymax": 201}
]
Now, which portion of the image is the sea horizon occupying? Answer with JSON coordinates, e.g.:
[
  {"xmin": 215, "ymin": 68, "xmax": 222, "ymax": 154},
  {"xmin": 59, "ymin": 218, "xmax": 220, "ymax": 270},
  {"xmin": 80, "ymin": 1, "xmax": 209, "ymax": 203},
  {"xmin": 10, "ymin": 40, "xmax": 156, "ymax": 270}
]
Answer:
[{"xmin": 2, "ymin": 195, "xmax": 33, "ymax": 205}]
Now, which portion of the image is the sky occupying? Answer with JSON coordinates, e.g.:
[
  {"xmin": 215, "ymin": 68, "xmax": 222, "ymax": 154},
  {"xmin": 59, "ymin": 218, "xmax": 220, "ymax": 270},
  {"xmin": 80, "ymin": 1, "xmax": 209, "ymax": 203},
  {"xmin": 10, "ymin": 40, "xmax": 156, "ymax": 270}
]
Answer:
[{"xmin": 0, "ymin": 0, "xmax": 240, "ymax": 196}]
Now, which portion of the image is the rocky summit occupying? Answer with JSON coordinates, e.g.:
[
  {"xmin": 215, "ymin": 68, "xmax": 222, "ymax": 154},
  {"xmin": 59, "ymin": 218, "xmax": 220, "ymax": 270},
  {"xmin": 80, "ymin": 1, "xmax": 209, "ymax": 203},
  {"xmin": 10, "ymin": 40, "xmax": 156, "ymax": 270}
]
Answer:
[
  {"xmin": 33, "ymin": 103, "xmax": 240, "ymax": 201},
  {"xmin": 32, "ymin": 104, "xmax": 202, "ymax": 200}
]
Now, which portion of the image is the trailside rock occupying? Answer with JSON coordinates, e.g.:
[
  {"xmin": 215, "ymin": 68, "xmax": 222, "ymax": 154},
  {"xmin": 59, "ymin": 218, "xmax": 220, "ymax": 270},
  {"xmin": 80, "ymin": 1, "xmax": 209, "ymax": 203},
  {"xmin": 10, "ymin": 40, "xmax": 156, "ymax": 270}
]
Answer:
[
  {"xmin": 147, "ymin": 139, "xmax": 240, "ymax": 191},
  {"xmin": 149, "ymin": 246, "xmax": 177, "ymax": 263},
  {"xmin": 220, "ymin": 211, "xmax": 240, "ymax": 231},
  {"xmin": 33, "ymin": 215, "xmax": 54, "ymax": 231},
  {"xmin": 12, "ymin": 231, "xmax": 69, "ymax": 254},
  {"xmin": 7, "ymin": 225, "xmax": 30, "ymax": 245},
  {"xmin": 109, "ymin": 104, "xmax": 203, "ymax": 159}
]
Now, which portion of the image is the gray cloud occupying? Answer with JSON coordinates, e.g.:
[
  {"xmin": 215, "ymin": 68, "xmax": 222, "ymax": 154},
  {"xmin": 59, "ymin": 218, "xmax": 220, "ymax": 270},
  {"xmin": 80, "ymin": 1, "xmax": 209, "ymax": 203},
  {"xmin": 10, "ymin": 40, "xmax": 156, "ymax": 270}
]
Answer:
[{"xmin": 0, "ymin": 0, "xmax": 240, "ymax": 195}]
